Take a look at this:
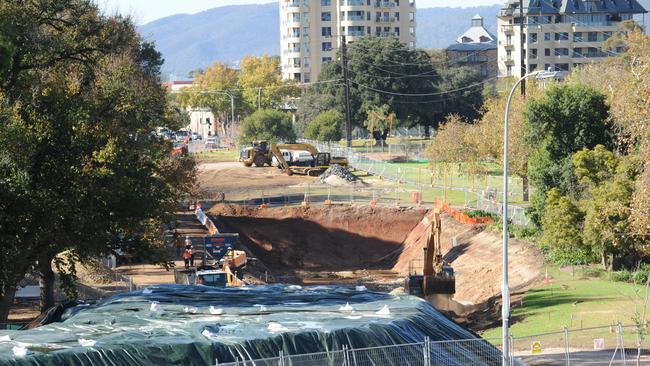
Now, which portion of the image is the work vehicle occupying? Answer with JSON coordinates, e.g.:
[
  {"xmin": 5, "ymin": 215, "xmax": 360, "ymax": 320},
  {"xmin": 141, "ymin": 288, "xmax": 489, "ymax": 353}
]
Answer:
[
  {"xmin": 405, "ymin": 211, "xmax": 456, "ymax": 296},
  {"xmin": 205, "ymin": 136, "xmax": 218, "ymax": 149},
  {"xmin": 174, "ymin": 234, "xmax": 246, "ymax": 287},
  {"xmin": 239, "ymin": 141, "xmax": 348, "ymax": 176},
  {"xmin": 190, "ymin": 132, "xmax": 201, "ymax": 141}
]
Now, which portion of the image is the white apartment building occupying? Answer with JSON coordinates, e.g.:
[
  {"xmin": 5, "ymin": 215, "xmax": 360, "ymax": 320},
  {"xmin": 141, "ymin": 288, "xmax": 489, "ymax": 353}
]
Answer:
[
  {"xmin": 280, "ymin": 0, "xmax": 417, "ymax": 82},
  {"xmin": 497, "ymin": 0, "xmax": 647, "ymax": 78}
]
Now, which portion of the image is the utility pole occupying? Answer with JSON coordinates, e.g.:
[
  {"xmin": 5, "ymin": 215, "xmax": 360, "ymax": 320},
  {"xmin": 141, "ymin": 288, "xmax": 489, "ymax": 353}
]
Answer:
[
  {"xmin": 519, "ymin": 0, "xmax": 526, "ymax": 96},
  {"xmin": 341, "ymin": 35, "xmax": 353, "ymax": 148},
  {"xmin": 257, "ymin": 87, "xmax": 262, "ymax": 110}
]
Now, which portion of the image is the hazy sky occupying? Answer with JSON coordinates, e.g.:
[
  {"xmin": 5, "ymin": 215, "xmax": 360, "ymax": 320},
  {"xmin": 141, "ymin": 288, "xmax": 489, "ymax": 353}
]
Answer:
[{"xmin": 96, "ymin": 0, "xmax": 501, "ymax": 24}]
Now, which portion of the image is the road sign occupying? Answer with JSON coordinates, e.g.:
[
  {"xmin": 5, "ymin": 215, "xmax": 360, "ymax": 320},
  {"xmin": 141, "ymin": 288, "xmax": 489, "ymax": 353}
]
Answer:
[{"xmin": 531, "ymin": 341, "xmax": 542, "ymax": 354}]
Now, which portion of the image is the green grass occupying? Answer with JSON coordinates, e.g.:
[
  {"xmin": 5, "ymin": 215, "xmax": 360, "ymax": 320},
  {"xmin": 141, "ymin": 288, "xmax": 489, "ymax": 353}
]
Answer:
[
  {"xmin": 481, "ymin": 266, "xmax": 650, "ymax": 345},
  {"xmin": 191, "ymin": 149, "xmax": 238, "ymax": 162}
]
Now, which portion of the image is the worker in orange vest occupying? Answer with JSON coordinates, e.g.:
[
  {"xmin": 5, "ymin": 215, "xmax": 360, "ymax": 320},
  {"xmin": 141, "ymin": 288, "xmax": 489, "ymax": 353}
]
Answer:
[{"xmin": 183, "ymin": 236, "xmax": 194, "ymax": 269}]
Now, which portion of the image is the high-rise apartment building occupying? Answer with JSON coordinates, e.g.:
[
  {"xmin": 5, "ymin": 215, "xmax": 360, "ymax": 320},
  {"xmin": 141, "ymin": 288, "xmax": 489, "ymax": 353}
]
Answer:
[
  {"xmin": 497, "ymin": 0, "xmax": 646, "ymax": 78},
  {"xmin": 280, "ymin": 0, "xmax": 417, "ymax": 82}
]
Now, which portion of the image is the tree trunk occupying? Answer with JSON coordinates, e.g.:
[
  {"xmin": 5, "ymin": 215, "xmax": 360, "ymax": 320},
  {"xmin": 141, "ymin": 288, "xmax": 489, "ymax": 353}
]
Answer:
[
  {"xmin": 522, "ymin": 175, "xmax": 529, "ymax": 202},
  {"xmin": 424, "ymin": 124, "xmax": 430, "ymax": 139},
  {"xmin": 38, "ymin": 252, "xmax": 56, "ymax": 313},
  {"xmin": 0, "ymin": 286, "xmax": 17, "ymax": 326}
]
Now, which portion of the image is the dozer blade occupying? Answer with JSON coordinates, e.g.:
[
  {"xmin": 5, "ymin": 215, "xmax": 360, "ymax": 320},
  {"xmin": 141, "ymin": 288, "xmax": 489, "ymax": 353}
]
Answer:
[{"xmin": 423, "ymin": 274, "xmax": 456, "ymax": 295}]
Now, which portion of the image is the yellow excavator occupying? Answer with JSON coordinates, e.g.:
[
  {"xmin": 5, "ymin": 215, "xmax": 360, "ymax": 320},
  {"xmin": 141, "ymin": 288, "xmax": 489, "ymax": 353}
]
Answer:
[
  {"xmin": 405, "ymin": 210, "xmax": 456, "ymax": 296},
  {"xmin": 239, "ymin": 141, "xmax": 348, "ymax": 177}
]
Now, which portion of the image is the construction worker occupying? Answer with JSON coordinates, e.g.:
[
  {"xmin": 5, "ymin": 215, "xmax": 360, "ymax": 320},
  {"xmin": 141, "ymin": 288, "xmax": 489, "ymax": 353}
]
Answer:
[{"xmin": 184, "ymin": 236, "xmax": 194, "ymax": 268}]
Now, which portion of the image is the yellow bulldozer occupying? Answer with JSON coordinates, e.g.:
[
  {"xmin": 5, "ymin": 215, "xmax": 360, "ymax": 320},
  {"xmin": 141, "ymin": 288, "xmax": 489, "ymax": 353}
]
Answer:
[{"xmin": 239, "ymin": 140, "xmax": 348, "ymax": 177}]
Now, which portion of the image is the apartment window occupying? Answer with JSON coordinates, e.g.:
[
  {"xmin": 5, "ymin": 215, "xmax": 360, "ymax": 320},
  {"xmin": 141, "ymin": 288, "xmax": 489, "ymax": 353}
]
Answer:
[
  {"xmin": 409, "ymin": 41, "xmax": 415, "ymax": 48},
  {"xmin": 322, "ymin": 57, "xmax": 332, "ymax": 63},
  {"xmin": 409, "ymin": 12, "xmax": 415, "ymax": 22},
  {"xmin": 529, "ymin": 64, "xmax": 537, "ymax": 72},
  {"xmin": 544, "ymin": 32, "xmax": 551, "ymax": 41},
  {"xmin": 544, "ymin": 63, "xmax": 551, "ymax": 71},
  {"xmin": 322, "ymin": 27, "xmax": 332, "ymax": 37},
  {"xmin": 375, "ymin": 26, "xmax": 381, "ymax": 35},
  {"xmin": 555, "ymin": 32, "xmax": 569, "ymax": 41},
  {"xmin": 304, "ymin": 73, "xmax": 311, "ymax": 83},
  {"xmin": 588, "ymin": 32, "xmax": 598, "ymax": 42},
  {"xmin": 573, "ymin": 32, "xmax": 583, "ymax": 42},
  {"xmin": 348, "ymin": 26, "xmax": 364, "ymax": 36},
  {"xmin": 347, "ymin": 11, "xmax": 364, "ymax": 21},
  {"xmin": 303, "ymin": 27, "xmax": 309, "ymax": 37},
  {"xmin": 481, "ymin": 63, "xmax": 488, "ymax": 77},
  {"xmin": 409, "ymin": 26, "xmax": 415, "ymax": 35},
  {"xmin": 507, "ymin": 50, "xmax": 512, "ymax": 58},
  {"xmin": 293, "ymin": 73, "xmax": 301, "ymax": 81},
  {"xmin": 367, "ymin": 26, "xmax": 371, "ymax": 34},
  {"xmin": 556, "ymin": 63, "xmax": 569, "ymax": 71},
  {"xmin": 322, "ymin": 42, "xmax": 332, "ymax": 51},
  {"xmin": 321, "ymin": 12, "xmax": 331, "ymax": 21},
  {"xmin": 367, "ymin": 12, "xmax": 371, "ymax": 21},
  {"xmin": 603, "ymin": 31, "xmax": 612, "ymax": 40},
  {"xmin": 506, "ymin": 65, "xmax": 512, "ymax": 76},
  {"xmin": 303, "ymin": 12, "xmax": 309, "ymax": 22},
  {"xmin": 303, "ymin": 42, "xmax": 310, "ymax": 53},
  {"xmin": 321, "ymin": 0, "xmax": 331, "ymax": 5},
  {"xmin": 291, "ymin": 27, "xmax": 300, "ymax": 37},
  {"xmin": 394, "ymin": 27, "xmax": 400, "ymax": 36},
  {"xmin": 291, "ymin": 13, "xmax": 300, "ymax": 22},
  {"xmin": 544, "ymin": 48, "xmax": 551, "ymax": 56},
  {"xmin": 506, "ymin": 35, "xmax": 512, "ymax": 45},
  {"xmin": 303, "ymin": 57, "xmax": 310, "ymax": 67},
  {"xmin": 292, "ymin": 58, "xmax": 301, "ymax": 67},
  {"xmin": 530, "ymin": 48, "xmax": 538, "ymax": 59},
  {"xmin": 528, "ymin": 33, "xmax": 538, "ymax": 43},
  {"xmin": 395, "ymin": 12, "xmax": 399, "ymax": 21},
  {"xmin": 555, "ymin": 48, "xmax": 569, "ymax": 56}
]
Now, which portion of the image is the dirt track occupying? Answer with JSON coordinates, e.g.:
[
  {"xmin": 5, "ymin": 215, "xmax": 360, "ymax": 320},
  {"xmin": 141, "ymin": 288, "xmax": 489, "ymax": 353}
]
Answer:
[{"xmin": 197, "ymin": 162, "xmax": 314, "ymax": 199}]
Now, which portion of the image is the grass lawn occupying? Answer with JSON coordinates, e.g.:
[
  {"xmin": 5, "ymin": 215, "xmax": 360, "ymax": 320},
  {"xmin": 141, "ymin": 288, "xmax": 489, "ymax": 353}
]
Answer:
[
  {"xmin": 481, "ymin": 266, "xmax": 650, "ymax": 347},
  {"xmin": 191, "ymin": 149, "xmax": 238, "ymax": 162}
]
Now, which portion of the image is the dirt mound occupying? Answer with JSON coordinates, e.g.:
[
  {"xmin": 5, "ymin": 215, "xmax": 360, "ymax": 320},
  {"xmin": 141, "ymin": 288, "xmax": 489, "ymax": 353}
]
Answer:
[
  {"xmin": 208, "ymin": 204, "xmax": 427, "ymax": 271},
  {"xmin": 392, "ymin": 212, "xmax": 544, "ymax": 305},
  {"xmin": 316, "ymin": 165, "xmax": 364, "ymax": 187}
]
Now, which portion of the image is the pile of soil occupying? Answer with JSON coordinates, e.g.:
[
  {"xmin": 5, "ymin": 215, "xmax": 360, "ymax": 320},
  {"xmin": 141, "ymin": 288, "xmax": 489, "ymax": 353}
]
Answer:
[
  {"xmin": 392, "ymin": 211, "xmax": 544, "ymax": 305},
  {"xmin": 208, "ymin": 204, "xmax": 426, "ymax": 271}
]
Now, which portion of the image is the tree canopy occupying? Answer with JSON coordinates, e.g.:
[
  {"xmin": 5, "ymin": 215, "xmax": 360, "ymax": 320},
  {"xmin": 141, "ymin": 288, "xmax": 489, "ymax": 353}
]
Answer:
[
  {"xmin": 305, "ymin": 110, "xmax": 343, "ymax": 142},
  {"xmin": 0, "ymin": 0, "xmax": 194, "ymax": 320},
  {"xmin": 238, "ymin": 109, "xmax": 296, "ymax": 144}
]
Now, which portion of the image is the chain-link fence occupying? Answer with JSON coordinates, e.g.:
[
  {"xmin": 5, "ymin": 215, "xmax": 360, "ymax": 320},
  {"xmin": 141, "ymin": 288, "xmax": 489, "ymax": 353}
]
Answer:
[
  {"xmin": 215, "ymin": 324, "xmax": 649, "ymax": 366},
  {"xmin": 216, "ymin": 338, "xmax": 502, "ymax": 366}
]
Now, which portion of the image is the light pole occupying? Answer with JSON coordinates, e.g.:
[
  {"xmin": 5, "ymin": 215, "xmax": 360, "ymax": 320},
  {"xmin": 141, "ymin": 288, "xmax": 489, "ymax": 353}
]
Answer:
[{"xmin": 502, "ymin": 69, "xmax": 562, "ymax": 366}]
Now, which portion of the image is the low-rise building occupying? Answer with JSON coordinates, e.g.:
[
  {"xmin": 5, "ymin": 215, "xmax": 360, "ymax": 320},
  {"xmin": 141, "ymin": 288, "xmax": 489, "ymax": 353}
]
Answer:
[{"xmin": 446, "ymin": 14, "xmax": 498, "ymax": 86}]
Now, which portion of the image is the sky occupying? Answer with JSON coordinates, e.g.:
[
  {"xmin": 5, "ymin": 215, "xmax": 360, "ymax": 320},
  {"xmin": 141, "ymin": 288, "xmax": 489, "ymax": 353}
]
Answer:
[{"xmin": 96, "ymin": 0, "xmax": 501, "ymax": 24}]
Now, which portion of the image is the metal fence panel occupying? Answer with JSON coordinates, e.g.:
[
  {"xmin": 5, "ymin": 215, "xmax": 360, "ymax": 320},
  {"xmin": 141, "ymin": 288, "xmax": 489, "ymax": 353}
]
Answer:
[{"xmin": 348, "ymin": 343, "xmax": 425, "ymax": 366}]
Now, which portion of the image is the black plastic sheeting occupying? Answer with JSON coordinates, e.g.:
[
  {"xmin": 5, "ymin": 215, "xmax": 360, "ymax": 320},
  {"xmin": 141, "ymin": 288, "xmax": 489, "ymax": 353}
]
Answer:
[{"xmin": 0, "ymin": 285, "xmax": 501, "ymax": 365}]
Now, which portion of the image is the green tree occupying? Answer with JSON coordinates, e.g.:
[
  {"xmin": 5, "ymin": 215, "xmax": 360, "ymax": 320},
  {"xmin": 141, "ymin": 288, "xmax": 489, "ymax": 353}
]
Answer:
[
  {"xmin": 364, "ymin": 104, "xmax": 396, "ymax": 143},
  {"xmin": 524, "ymin": 83, "xmax": 612, "ymax": 226},
  {"xmin": 239, "ymin": 109, "xmax": 296, "ymax": 144},
  {"xmin": 0, "ymin": 0, "xmax": 194, "ymax": 320},
  {"xmin": 239, "ymin": 55, "xmax": 299, "ymax": 109},
  {"xmin": 305, "ymin": 110, "xmax": 343, "ymax": 143},
  {"xmin": 316, "ymin": 36, "xmax": 439, "ymax": 131},
  {"xmin": 540, "ymin": 188, "xmax": 590, "ymax": 265},
  {"xmin": 295, "ymin": 93, "xmax": 336, "ymax": 136},
  {"xmin": 434, "ymin": 66, "xmax": 485, "ymax": 124}
]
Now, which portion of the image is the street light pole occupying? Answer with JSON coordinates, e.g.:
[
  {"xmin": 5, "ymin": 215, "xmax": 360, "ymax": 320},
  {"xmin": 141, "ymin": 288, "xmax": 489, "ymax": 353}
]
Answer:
[{"xmin": 502, "ymin": 70, "xmax": 561, "ymax": 366}]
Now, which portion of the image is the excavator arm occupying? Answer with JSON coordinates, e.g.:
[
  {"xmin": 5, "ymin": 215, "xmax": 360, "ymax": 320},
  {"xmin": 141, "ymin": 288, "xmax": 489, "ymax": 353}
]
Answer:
[{"xmin": 269, "ymin": 143, "xmax": 293, "ymax": 176}]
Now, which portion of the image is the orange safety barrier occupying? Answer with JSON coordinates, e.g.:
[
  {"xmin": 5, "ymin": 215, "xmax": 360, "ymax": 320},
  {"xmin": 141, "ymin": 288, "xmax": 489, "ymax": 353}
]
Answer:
[{"xmin": 434, "ymin": 199, "xmax": 492, "ymax": 225}]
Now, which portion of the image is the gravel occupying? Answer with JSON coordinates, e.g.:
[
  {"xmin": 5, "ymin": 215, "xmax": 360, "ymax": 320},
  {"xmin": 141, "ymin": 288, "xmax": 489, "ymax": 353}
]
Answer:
[{"xmin": 316, "ymin": 165, "xmax": 358, "ymax": 184}]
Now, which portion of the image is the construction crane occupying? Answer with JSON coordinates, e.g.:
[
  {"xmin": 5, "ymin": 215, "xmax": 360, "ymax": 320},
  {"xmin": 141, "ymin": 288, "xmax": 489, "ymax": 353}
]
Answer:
[{"xmin": 405, "ymin": 211, "xmax": 456, "ymax": 296}]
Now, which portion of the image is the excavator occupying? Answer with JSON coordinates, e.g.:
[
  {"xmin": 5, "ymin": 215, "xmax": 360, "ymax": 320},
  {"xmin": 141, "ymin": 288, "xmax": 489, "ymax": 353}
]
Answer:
[
  {"xmin": 239, "ymin": 140, "xmax": 348, "ymax": 177},
  {"xmin": 405, "ymin": 210, "xmax": 456, "ymax": 296}
]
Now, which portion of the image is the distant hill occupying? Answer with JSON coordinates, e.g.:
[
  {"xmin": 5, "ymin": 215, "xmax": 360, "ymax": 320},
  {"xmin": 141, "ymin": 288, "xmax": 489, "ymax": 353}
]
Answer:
[{"xmin": 139, "ymin": 1, "xmax": 650, "ymax": 78}]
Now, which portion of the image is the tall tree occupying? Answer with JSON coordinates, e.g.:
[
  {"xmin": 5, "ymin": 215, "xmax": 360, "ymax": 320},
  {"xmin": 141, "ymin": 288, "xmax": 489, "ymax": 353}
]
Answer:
[
  {"xmin": 238, "ymin": 109, "xmax": 296, "ymax": 144},
  {"xmin": 316, "ymin": 37, "xmax": 439, "ymax": 131},
  {"xmin": 238, "ymin": 55, "xmax": 299, "ymax": 109},
  {"xmin": 524, "ymin": 83, "xmax": 612, "ymax": 226},
  {"xmin": 0, "ymin": 0, "xmax": 194, "ymax": 320},
  {"xmin": 305, "ymin": 110, "xmax": 343, "ymax": 143}
]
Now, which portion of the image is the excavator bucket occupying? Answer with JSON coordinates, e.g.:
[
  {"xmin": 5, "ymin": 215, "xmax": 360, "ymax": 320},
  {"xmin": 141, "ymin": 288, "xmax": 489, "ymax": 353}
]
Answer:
[{"xmin": 423, "ymin": 267, "xmax": 456, "ymax": 295}]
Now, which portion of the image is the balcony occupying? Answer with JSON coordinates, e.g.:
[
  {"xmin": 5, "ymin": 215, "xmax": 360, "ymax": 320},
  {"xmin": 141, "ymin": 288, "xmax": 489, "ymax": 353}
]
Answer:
[
  {"xmin": 503, "ymin": 41, "xmax": 515, "ymax": 49},
  {"xmin": 348, "ymin": 31, "xmax": 365, "ymax": 36},
  {"xmin": 500, "ymin": 55, "xmax": 515, "ymax": 63},
  {"xmin": 378, "ymin": 31, "xmax": 397, "ymax": 37},
  {"xmin": 375, "ymin": 1, "xmax": 396, "ymax": 8},
  {"xmin": 347, "ymin": 15, "xmax": 365, "ymax": 21},
  {"xmin": 376, "ymin": 16, "xmax": 396, "ymax": 22},
  {"xmin": 346, "ymin": 0, "xmax": 365, "ymax": 5}
]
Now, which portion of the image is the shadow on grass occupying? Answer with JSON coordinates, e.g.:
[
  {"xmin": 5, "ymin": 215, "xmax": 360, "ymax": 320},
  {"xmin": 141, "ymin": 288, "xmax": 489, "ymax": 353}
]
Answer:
[{"xmin": 516, "ymin": 288, "xmax": 617, "ymax": 312}]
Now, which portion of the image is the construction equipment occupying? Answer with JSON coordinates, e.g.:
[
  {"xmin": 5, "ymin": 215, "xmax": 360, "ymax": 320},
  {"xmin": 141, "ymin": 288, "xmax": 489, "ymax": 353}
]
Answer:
[
  {"xmin": 405, "ymin": 211, "xmax": 456, "ymax": 296},
  {"xmin": 174, "ymin": 235, "xmax": 247, "ymax": 288},
  {"xmin": 239, "ymin": 140, "xmax": 348, "ymax": 177}
]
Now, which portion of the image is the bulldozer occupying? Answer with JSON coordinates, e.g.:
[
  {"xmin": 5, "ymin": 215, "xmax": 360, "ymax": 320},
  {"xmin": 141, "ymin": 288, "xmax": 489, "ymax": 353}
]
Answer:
[
  {"xmin": 405, "ymin": 210, "xmax": 456, "ymax": 296},
  {"xmin": 239, "ymin": 140, "xmax": 348, "ymax": 177}
]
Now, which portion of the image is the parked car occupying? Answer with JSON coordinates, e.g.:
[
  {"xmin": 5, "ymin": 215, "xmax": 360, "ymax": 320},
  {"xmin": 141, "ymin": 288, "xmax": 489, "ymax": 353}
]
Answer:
[
  {"xmin": 172, "ymin": 141, "xmax": 188, "ymax": 157},
  {"xmin": 205, "ymin": 136, "xmax": 218, "ymax": 149},
  {"xmin": 191, "ymin": 132, "xmax": 201, "ymax": 140}
]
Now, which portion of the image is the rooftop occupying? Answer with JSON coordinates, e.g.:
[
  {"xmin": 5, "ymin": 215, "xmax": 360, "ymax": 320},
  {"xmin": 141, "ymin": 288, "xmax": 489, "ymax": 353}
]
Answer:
[{"xmin": 501, "ymin": 0, "xmax": 647, "ymax": 16}]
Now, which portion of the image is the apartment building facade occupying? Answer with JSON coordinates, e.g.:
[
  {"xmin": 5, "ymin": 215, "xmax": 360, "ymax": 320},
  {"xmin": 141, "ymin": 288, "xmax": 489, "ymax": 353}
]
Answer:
[
  {"xmin": 497, "ymin": 0, "xmax": 647, "ymax": 78},
  {"xmin": 280, "ymin": 0, "xmax": 417, "ymax": 82}
]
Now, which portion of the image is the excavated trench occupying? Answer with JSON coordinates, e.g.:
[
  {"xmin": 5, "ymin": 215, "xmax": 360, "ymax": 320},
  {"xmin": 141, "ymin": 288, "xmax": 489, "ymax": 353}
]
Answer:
[{"xmin": 207, "ymin": 204, "xmax": 544, "ymax": 329}]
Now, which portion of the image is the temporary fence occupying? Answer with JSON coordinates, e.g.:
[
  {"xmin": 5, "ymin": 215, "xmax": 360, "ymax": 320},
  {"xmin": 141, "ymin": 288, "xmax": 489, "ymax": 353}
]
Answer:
[
  {"xmin": 304, "ymin": 140, "xmax": 531, "ymax": 227},
  {"xmin": 216, "ymin": 337, "xmax": 502, "ymax": 366},
  {"xmin": 216, "ymin": 324, "xmax": 649, "ymax": 366}
]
